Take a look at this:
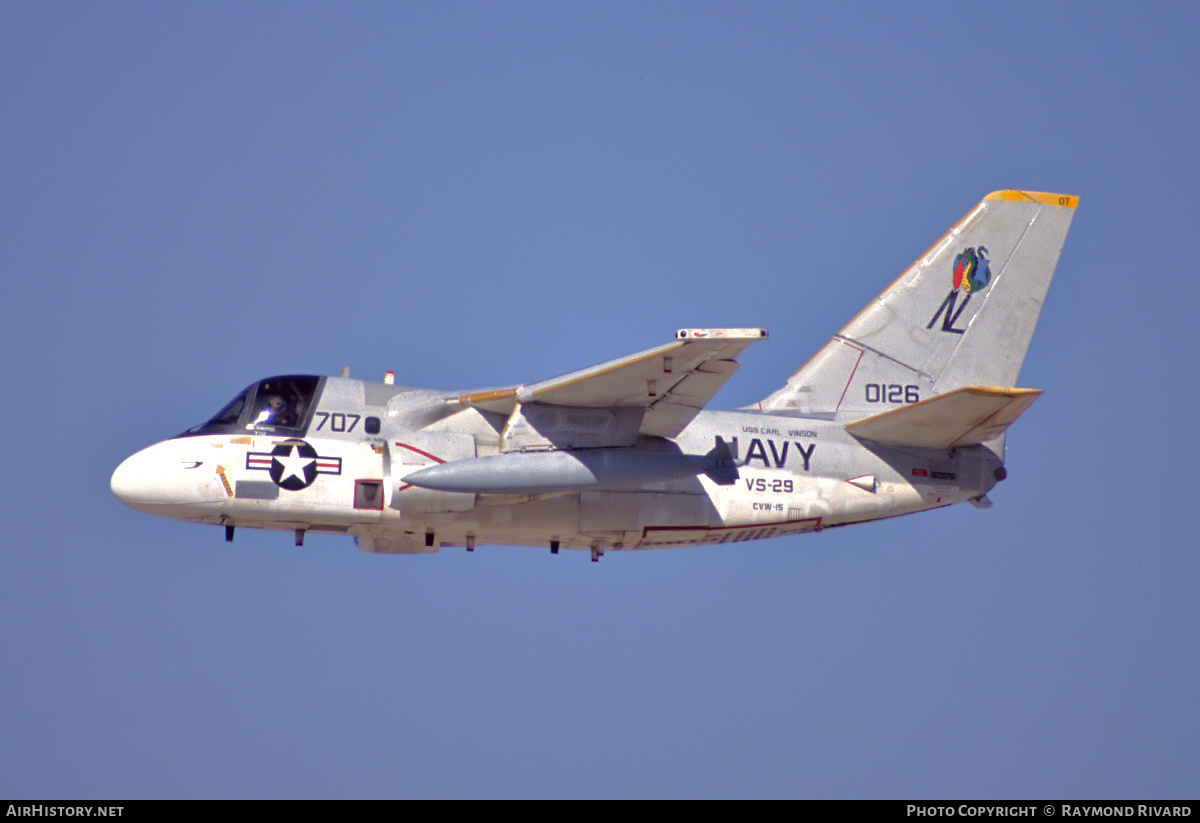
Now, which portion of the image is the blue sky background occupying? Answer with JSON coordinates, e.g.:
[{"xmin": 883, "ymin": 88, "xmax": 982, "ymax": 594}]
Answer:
[{"xmin": 3, "ymin": 1, "xmax": 1198, "ymax": 799}]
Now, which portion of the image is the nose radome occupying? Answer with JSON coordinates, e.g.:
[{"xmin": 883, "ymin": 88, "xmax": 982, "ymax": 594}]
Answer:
[
  {"xmin": 111, "ymin": 442, "xmax": 177, "ymax": 508},
  {"xmin": 111, "ymin": 439, "xmax": 225, "ymax": 515},
  {"xmin": 110, "ymin": 451, "xmax": 143, "ymax": 505}
]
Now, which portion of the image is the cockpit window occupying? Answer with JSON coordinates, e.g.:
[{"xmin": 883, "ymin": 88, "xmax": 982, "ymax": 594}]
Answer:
[
  {"xmin": 208, "ymin": 389, "xmax": 248, "ymax": 427},
  {"xmin": 179, "ymin": 375, "xmax": 323, "ymax": 438},
  {"xmin": 245, "ymin": 377, "xmax": 317, "ymax": 431}
]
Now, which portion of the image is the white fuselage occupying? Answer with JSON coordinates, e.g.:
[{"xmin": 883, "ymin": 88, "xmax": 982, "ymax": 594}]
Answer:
[
  {"xmin": 111, "ymin": 379, "xmax": 1000, "ymax": 556},
  {"xmin": 111, "ymin": 191, "xmax": 1076, "ymax": 558}
]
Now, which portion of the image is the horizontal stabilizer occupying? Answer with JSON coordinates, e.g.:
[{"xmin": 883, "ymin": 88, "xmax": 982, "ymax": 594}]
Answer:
[{"xmin": 845, "ymin": 385, "xmax": 1042, "ymax": 449}]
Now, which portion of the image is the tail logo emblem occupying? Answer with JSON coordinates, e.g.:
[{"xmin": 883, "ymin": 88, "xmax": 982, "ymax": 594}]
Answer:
[
  {"xmin": 928, "ymin": 246, "xmax": 991, "ymax": 334},
  {"xmin": 953, "ymin": 246, "xmax": 991, "ymax": 293}
]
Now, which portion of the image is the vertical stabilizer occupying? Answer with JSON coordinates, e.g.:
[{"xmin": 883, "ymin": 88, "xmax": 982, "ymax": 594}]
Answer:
[{"xmin": 759, "ymin": 190, "xmax": 1077, "ymax": 420}]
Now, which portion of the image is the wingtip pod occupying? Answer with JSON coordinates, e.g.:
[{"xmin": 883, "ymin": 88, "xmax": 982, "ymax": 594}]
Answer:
[{"xmin": 676, "ymin": 328, "xmax": 769, "ymax": 340}]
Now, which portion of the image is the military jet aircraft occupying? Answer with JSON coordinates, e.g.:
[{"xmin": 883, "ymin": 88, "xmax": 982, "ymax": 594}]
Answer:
[{"xmin": 112, "ymin": 190, "xmax": 1077, "ymax": 560}]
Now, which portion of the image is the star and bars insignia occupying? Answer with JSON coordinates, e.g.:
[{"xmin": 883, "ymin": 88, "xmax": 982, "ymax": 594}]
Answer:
[{"xmin": 246, "ymin": 439, "xmax": 342, "ymax": 491}]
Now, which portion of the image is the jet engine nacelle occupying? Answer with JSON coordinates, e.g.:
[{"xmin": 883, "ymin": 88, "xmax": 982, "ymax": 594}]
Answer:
[{"xmin": 401, "ymin": 444, "xmax": 722, "ymax": 495}]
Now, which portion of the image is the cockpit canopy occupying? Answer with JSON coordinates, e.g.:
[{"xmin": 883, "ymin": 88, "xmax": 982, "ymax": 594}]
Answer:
[{"xmin": 180, "ymin": 375, "xmax": 323, "ymax": 438}]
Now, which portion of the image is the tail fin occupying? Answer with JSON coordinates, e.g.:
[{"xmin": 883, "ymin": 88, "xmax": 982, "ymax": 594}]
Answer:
[{"xmin": 759, "ymin": 190, "xmax": 1077, "ymax": 420}]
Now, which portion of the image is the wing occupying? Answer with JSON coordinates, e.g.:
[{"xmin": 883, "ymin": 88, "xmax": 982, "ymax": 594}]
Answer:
[{"xmin": 453, "ymin": 328, "xmax": 767, "ymax": 447}]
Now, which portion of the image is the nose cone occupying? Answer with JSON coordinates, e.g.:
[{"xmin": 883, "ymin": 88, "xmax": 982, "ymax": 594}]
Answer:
[
  {"xmin": 111, "ymin": 439, "xmax": 226, "ymax": 519},
  {"xmin": 110, "ymin": 446, "xmax": 162, "ymax": 508}
]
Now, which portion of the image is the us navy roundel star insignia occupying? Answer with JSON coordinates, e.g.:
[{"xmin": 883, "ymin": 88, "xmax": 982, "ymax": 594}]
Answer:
[{"xmin": 246, "ymin": 439, "xmax": 342, "ymax": 491}]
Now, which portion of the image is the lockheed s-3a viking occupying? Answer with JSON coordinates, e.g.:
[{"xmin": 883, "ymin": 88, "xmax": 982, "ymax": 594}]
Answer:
[{"xmin": 112, "ymin": 190, "xmax": 1077, "ymax": 561}]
